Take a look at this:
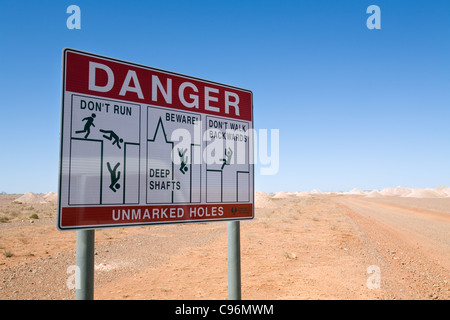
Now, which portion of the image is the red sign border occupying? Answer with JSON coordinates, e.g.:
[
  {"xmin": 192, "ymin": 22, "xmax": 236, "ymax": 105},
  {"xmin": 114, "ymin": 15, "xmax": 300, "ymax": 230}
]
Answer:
[{"xmin": 58, "ymin": 48, "xmax": 254, "ymax": 231}]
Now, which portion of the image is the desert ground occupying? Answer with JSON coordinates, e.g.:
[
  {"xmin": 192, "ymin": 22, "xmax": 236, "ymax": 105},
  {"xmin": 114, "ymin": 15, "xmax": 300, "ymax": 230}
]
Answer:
[{"xmin": 0, "ymin": 187, "xmax": 448, "ymax": 300}]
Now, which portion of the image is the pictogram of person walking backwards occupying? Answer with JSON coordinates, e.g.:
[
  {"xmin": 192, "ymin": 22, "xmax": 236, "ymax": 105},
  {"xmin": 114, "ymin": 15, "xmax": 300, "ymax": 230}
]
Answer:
[{"xmin": 221, "ymin": 147, "xmax": 233, "ymax": 170}]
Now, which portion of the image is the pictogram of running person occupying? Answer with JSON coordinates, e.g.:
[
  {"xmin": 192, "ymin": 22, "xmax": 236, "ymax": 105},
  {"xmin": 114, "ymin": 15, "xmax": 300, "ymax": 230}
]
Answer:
[
  {"xmin": 100, "ymin": 129, "xmax": 123, "ymax": 149},
  {"xmin": 106, "ymin": 162, "xmax": 121, "ymax": 192},
  {"xmin": 75, "ymin": 113, "xmax": 96, "ymax": 138}
]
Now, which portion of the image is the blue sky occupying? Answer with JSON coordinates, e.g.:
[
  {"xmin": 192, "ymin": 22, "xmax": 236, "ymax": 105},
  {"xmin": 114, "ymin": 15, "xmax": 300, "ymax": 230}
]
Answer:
[{"xmin": 1, "ymin": 0, "xmax": 449, "ymax": 194}]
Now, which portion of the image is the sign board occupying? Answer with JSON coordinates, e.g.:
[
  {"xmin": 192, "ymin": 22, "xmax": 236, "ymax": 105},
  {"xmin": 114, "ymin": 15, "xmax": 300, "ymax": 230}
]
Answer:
[{"xmin": 58, "ymin": 48, "xmax": 254, "ymax": 230}]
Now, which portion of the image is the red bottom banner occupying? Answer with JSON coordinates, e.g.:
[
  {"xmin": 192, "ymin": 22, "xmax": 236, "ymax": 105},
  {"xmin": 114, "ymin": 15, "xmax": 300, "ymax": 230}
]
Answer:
[{"xmin": 59, "ymin": 203, "xmax": 253, "ymax": 230}]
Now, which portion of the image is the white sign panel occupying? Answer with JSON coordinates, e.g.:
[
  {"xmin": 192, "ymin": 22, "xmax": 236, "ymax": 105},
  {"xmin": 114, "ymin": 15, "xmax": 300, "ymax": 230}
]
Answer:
[{"xmin": 58, "ymin": 49, "xmax": 254, "ymax": 230}]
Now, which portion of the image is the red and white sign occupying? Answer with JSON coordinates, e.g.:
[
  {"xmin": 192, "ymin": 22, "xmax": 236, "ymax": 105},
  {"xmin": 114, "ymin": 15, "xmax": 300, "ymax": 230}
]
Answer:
[{"xmin": 58, "ymin": 48, "xmax": 254, "ymax": 230}]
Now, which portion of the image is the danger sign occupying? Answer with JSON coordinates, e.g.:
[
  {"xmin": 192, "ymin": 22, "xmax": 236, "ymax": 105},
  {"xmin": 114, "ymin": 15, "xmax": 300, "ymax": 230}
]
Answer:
[{"xmin": 58, "ymin": 48, "xmax": 254, "ymax": 230}]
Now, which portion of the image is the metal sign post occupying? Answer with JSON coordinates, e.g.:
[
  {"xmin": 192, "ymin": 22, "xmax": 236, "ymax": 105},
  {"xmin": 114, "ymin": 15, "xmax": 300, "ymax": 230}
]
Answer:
[
  {"xmin": 227, "ymin": 221, "xmax": 241, "ymax": 300},
  {"xmin": 75, "ymin": 230, "xmax": 95, "ymax": 300}
]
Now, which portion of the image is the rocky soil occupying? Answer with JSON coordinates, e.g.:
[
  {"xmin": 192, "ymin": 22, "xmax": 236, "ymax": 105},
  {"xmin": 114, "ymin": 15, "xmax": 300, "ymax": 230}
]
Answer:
[{"xmin": 0, "ymin": 193, "xmax": 448, "ymax": 300}]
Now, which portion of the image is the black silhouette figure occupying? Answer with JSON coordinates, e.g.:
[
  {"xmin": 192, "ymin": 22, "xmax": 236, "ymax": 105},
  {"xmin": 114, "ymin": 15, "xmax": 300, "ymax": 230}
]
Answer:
[
  {"xmin": 106, "ymin": 162, "xmax": 121, "ymax": 192},
  {"xmin": 75, "ymin": 113, "xmax": 96, "ymax": 138},
  {"xmin": 100, "ymin": 129, "xmax": 123, "ymax": 149},
  {"xmin": 178, "ymin": 148, "xmax": 189, "ymax": 174},
  {"xmin": 220, "ymin": 147, "xmax": 233, "ymax": 170}
]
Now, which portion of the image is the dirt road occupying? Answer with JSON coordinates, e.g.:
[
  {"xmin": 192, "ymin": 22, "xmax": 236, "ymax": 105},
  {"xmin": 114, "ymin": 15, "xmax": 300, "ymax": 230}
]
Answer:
[
  {"xmin": 0, "ymin": 194, "xmax": 448, "ymax": 300},
  {"xmin": 333, "ymin": 196, "xmax": 449, "ymax": 299}
]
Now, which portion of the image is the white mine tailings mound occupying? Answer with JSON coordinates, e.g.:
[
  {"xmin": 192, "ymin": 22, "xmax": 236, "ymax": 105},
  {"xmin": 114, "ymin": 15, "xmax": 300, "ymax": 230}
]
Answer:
[
  {"xmin": 365, "ymin": 190, "xmax": 383, "ymax": 198},
  {"xmin": 374, "ymin": 186, "xmax": 450, "ymax": 198},
  {"xmin": 365, "ymin": 186, "xmax": 450, "ymax": 198},
  {"xmin": 42, "ymin": 192, "xmax": 57, "ymax": 202},
  {"xmin": 354, "ymin": 186, "xmax": 450, "ymax": 198},
  {"xmin": 13, "ymin": 192, "xmax": 58, "ymax": 204},
  {"xmin": 255, "ymin": 186, "xmax": 450, "ymax": 207},
  {"xmin": 331, "ymin": 186, "xmax": 449, "ymax": 198},
  {"xmin": 294, "ymin": 192, "xmax": 311, "ymax": 197},
  {"xmin": 343, "ymin": 188, "xmax": 365, "ymax": 195},
  {"xmin": 272, "ymin": 192, "xmax": 291, "ymax": 199},
  {"xmin": 255, "ymin": 191, "xmax": 277, "ymax": 208}
]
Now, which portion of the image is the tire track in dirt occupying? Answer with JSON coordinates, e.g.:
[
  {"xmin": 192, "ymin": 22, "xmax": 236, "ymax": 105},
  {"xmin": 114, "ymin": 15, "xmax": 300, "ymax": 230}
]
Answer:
[{"xmin": 333, "ymin": 196, "xmax": 449, "ymax": 300}]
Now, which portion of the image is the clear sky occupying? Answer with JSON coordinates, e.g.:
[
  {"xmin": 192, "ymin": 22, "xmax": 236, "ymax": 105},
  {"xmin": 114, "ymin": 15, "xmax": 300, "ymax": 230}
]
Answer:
[{"xmin": 1, "ymin": 0, "xmax": 449, "ymax": 194}]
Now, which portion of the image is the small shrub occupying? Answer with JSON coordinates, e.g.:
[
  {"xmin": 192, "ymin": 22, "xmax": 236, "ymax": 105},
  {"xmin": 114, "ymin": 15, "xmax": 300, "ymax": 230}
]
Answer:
[
  {"xmin": 29, "ymin": 213, "xmax": 39, "ymax": 219},
  {"xmin": 0, "ymin": 216, "xmax": 9, "ymax": 223},
  {"xmin": 3, "ymin": 250, "xmax": 13, "ymax": 258}
]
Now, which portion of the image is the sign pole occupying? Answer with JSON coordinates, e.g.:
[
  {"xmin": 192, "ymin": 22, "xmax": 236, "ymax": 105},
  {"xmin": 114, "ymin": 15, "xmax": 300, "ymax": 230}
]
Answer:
[
  {"xmin": 227, "ymin": 221, "xmax": 241, "ymax": 300},
  {"xmin": 75, "ymin": 229, "xmax": 95, "ymax": 300}
]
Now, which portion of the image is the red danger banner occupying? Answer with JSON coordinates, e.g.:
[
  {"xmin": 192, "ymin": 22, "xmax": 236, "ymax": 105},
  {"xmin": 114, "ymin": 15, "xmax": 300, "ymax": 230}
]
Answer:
[{"xmin": 65, "ymin": 51, "xmax": 252, "ymax": 121}]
